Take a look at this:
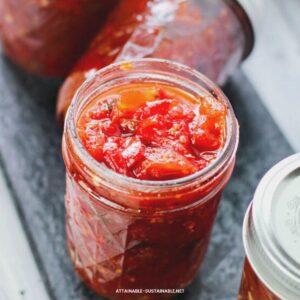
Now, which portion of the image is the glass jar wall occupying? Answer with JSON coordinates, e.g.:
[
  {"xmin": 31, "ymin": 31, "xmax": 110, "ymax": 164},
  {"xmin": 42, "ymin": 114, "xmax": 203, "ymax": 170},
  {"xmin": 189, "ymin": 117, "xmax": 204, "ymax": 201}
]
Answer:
[
  {"xmin": 57, "ymin": 0, "xmax": 254, "ymax": 122},
  {"xmin": 0, "ymin": 0, "xmax": 118, "ymax": 76},
  {"xmin": 62, "ymin": 59, "xmax": 239, "ymax": 299},
  {"xmin": 239, "ymin": 258, "xmax": 280, "ymax": 300}
]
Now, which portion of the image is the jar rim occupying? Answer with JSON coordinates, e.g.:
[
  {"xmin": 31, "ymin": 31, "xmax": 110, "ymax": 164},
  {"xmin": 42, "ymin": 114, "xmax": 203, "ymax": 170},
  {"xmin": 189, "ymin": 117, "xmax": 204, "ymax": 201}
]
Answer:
[{"xmin": 65, "ymin": 58, "xmax": 239, "ymax": 189}]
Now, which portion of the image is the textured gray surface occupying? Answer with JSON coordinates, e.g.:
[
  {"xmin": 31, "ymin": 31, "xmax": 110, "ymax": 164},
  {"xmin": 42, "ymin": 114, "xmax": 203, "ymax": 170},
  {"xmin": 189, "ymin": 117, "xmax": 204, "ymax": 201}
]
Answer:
[{"xmin": 0, "ymin": 52, "xmax": 294, "ymax": 300}]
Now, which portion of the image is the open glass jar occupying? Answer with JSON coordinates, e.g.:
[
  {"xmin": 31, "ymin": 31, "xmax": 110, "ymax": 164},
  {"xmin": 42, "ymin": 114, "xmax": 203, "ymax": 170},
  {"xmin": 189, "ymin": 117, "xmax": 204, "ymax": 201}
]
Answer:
[
  {"xmin": 57, "ymin": 0, "xmax": 260, "ymax": 122},
  {"xmin": 238, "ymin": 154, "xmax": 300, "ymax": 300},
  {"xmin": 62, "ymin": 59, "xmax": 239, "ymax": 299}
]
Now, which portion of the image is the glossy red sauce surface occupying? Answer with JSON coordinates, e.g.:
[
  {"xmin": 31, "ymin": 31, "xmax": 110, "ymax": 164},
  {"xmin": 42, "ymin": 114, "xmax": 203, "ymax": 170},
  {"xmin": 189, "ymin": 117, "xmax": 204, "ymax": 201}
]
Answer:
[{"xmin": 77, "ymin": 83, "xmax": 227, "ymax": 180}]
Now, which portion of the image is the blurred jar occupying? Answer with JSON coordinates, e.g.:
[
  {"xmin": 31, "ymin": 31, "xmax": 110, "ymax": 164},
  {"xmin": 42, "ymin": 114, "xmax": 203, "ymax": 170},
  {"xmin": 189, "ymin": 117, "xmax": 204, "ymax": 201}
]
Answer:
[
  {"xmin": 62, "ymin": 59, "xmax": 239, "ymax": 299},
  {"xmin": 0, "ymin": 0, "xmax": 118, "ymax": 76},
  {"xmin": 57, "ymin": 0, "xmax": 262, "ymax": 122},
  {"xmin": 238, "ymin": 154, "xmax": 300, "ymax": 300}
]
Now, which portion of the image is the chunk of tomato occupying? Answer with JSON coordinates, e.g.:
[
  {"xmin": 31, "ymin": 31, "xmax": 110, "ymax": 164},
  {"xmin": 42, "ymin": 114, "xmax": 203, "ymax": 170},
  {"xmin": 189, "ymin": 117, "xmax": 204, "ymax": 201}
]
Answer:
[
  {"xmin": 133, "ymin": 148, "xmax": 196, "ymax": 180},
  {"xmin": 189, "ymin": 115, "xmax": 224, "ymax": 151}
]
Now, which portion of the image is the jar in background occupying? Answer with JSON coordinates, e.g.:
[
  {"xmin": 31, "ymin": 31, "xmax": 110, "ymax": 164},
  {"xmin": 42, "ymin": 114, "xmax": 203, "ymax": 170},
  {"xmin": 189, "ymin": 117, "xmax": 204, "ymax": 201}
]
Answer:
[
  {"xmin": 0, "ymin": 0, "xmax": 118, "ymax": 76},
  {"xmin": 238, "ymin": 154, "xmax": 300, "ymax": 300},
  {"xmin": 62, "ymin": 59, "xmax": 239, "ymax": 299},
  {"xmin": 57, "ymin": 0, "xmax": 259, "ymax": 122}
]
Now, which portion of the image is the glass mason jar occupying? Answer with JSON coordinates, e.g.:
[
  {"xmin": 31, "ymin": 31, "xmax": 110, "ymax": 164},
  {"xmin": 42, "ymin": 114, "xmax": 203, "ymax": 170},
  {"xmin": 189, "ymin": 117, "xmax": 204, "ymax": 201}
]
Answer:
[
  {"xmin": 238, "ymin": 154, "xmax": 300, "ymax": 300},
  {"xmin": 57, "ymin": 0, "xmax": 261, "ymax": 122},
  {"xmin": 62, "ymin": 59, "xmax": 239, "ymax": 300},
  {"xmin": 0, "ymin": 0, "xmax": 118, "ymax": 76}
]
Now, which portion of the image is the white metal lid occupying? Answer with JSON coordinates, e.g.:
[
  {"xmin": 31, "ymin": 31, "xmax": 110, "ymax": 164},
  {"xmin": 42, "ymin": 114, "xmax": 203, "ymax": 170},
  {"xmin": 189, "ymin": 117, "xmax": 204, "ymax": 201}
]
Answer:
[{"xmin": 244, "ymin": 153, "xmax": 300, "ymax": 299}]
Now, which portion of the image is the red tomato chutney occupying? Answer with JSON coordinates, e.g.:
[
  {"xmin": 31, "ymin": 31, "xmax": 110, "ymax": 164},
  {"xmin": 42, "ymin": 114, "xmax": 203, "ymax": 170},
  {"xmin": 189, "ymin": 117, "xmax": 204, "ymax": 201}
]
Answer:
[
  {"xmin": 0, "ymin": 0, "xmax": 118, "ymax": 76},
  {"xmin": 238, "ymin": 259, "xmax": 280, "ymax": 300},
  {"xmin": 62, "ymin": 60, "xmax": 239, "ymax": 299},
  {"xmin": 77, "ymin": 83, "xmax": 226, "ymax": 180},
  {"xmin": 57, "ymin": 0, "xmax": 254, "ymax": 122}
]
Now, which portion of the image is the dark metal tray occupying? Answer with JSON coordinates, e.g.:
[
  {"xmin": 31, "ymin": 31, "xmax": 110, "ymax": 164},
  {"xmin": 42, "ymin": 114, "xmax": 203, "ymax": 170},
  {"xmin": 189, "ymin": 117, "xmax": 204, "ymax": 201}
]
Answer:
[{"xmin": 0, "ymin": 54, "xmax": 293, "ymax": 300}]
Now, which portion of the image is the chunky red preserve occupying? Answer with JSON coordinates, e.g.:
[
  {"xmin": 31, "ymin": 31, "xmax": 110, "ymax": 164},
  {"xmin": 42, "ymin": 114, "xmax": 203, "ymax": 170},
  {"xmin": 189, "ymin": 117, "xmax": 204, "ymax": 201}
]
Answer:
[
  {"xmin": 63, "ymin": 60, "xmax": 239, "ymax": 300},
  {"xmin": 238, "ymin": 259, "xmax": 280, "ymax": 300},
  {"xmin": 77, "ymin": 83, "xmax": 226, "ymax": 180},
  {"xmin": 57, "ymin": 0, "xmax": 252, "ymax": 122},
  {"xmin": 0, "ymin": 0, "xmax": 118, "ymax": 76}
]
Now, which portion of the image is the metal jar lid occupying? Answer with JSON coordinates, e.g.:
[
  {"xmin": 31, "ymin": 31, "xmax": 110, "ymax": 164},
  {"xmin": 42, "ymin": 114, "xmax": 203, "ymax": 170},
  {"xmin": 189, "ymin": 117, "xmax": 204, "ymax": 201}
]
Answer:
[
  {"xmin": 243, "ymin": 153, "xmax": 300, "ymax": 299},
  {"xmin": 231, "ymin": 0, "xmax": 266, "ymax": 59}
]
